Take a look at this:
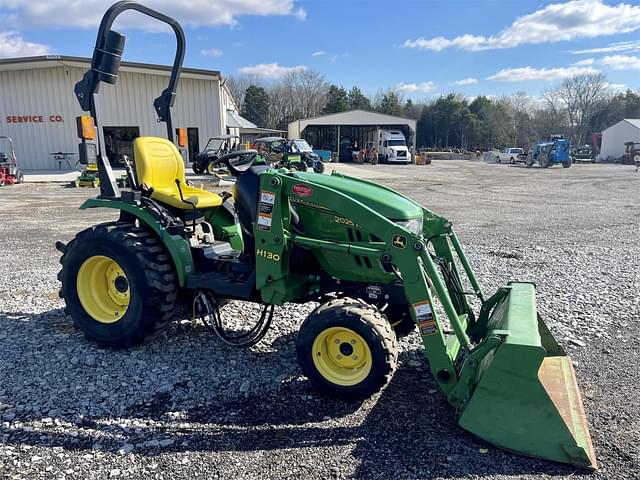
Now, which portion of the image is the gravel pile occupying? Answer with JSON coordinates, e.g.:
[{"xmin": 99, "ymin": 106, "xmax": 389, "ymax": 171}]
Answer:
[{"xmin": 0, "ymin": 163, "xmax": 638, "ymax": 479}]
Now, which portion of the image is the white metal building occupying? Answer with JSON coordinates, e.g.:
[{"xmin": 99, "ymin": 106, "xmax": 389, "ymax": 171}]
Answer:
[
  {"xmin": 0, "ymin": 56, "xmax": 239, "ymax": 170},
  {"xmin": 288, "ymin": 110, "xmax": 417, "ymax": 160},
  {"xmin": 598, "ymin": 118, "xmax": 640, "ymax": 161}
]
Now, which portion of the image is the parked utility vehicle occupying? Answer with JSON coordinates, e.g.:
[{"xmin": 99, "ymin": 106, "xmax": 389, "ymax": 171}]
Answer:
[
  {"xmin": 527, "ymin": 137, "xmax": 572, "ymax": 168},
  {"xmin": 289, "ymin": 139, "xmax": 325, "ymax": 173},
  {"xmin": 253, "ymin": 136, "xmax": 307, "ymax": 171},
  {"xmin": 192, "ymin": 135, "xmax": 239, "ymax": 174},
  {"xmin": 495, "ymin": 147, "xmax": 526, "ymax": 164},
  {"xmin": 378, "ymin": 129, "xmax": 410, "ymax": 164}
]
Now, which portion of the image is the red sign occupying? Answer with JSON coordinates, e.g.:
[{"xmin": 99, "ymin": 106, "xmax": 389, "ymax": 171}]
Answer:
[
  {"xmin": 292, "ymin": 184, "xmax": 313, "ymax": 197},
  {"xmin": 6, "ymin": 115, "xmax": 64, "ymax": 124}
]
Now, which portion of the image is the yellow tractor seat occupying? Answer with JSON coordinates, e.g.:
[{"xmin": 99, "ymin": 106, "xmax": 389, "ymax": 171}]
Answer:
[{"xmin": 133, "ymin": 137, "xmax": 223, "ymax": 210}]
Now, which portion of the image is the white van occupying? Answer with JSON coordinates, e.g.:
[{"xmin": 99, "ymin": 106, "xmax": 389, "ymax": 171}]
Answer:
[{"xmin": 378, "ymin": 129, "xmax": 410, "ymax": 164}]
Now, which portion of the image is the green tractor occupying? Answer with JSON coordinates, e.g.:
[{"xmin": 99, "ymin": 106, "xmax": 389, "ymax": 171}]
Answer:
[{"xmin": 57, "ymin": 2, "xmax": 597, "ymax": 470}]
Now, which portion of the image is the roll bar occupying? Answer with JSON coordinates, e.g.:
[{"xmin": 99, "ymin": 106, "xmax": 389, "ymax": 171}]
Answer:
[{"xmin": 74, "ymin": 1, "xmax": 186, "ymax": 197}]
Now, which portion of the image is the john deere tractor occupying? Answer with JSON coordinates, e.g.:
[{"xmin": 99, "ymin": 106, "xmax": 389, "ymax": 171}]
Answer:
[{"xmin": 57, "ymin": 2, "xmax": 597, "ymax": 470}]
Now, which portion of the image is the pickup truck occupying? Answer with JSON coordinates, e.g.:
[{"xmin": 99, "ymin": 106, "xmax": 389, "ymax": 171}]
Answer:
[{"xmin": 495, "ymin": 148, "xmax": 526, "ymax": 164}]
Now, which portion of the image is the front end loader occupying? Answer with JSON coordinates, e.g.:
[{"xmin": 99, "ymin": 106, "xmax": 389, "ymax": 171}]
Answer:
[{"xmin": 56, "ymin": 1, "xmax": 597, "ymax": 470}]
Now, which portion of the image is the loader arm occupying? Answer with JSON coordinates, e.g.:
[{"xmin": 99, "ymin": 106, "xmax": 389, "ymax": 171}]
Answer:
[{"xmin": 253, "ymin": 169, "xmax": 596, "ymax": 469}]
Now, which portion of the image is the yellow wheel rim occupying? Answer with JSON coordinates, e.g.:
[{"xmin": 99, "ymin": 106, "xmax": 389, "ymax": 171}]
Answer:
[
  {"xmin": 207, "ymin": 162, "xmax": 216, "ymax": 175},
  {"xmin": 312, "ymin": 327, "xmax": 372, "ymax": 386},
  {"xmin": 77, "ymin": 255, "xmax": 130, "ymax": 324}
]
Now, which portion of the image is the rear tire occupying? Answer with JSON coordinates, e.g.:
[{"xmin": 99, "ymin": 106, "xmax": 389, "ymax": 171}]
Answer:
[
  {"xmin": 296, "ymin": 297, "xmax": 398, "ymax": 401},
  {"xmin": 509, "ymin": 157, "xmax": 515, "ymax": 164},
  {"xmin": 496, "ymin": 156, "xmax": 501, "ymax": 164},
  {"xmin": 15, "ymin": 170, "xmax": 24, "ymax": 184},
  {"xmin": 58, "ymin": 222, "xmax": 177, "ymax": 348},
  {"xmin": 563, "ymin": 156, "xmax": 572, "ymax": 168}
]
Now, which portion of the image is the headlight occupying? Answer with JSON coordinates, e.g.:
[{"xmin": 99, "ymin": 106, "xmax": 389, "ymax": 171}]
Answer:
[{"xmin": 395, "ymin": 217, "xmax": 423, "ymax": 235}]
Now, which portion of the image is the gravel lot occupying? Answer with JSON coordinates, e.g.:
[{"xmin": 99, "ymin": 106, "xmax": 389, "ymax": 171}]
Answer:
[{"xmin": 0, "ymin": 160, "xmax": 638, "ymax": 479}]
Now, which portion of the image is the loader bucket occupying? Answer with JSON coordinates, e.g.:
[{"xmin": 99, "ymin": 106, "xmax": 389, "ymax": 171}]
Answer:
[{"xmin": 458, "ymin": 282, "xmax": 597, "ymax": 470}]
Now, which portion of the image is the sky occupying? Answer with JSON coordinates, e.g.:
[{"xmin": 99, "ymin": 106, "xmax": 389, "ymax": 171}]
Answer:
[{"xmin": 1, "ymin": 0, "xmax": 639, "ymax": 100}]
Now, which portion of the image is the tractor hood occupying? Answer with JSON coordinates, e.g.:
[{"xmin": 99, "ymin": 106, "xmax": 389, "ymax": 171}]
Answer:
[{"xmin": 296, "ymin": 171, "xmax": 422, "ymax": 220}]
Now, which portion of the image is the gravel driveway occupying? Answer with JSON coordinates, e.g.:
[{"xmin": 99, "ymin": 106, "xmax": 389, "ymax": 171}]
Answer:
[{"xmin": 0, "ymin": 161, "xmax": 638, "ymax": 479}]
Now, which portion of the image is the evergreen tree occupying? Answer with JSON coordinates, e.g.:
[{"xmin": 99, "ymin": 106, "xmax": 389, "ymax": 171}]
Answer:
[
  {"xmin": 322, "ymin": 85, "xmax": 350, "ymax": 114},
  {"xmin": 376, "ymin": 91, "xmax": 404, "ymax": 116},
  {"xmin": 347, "ymin": 86, "xmax": 372, "ymax": 110},
  {"xmin": 241, "ymin": 85, "xmax": 270, "ymax": 127}
]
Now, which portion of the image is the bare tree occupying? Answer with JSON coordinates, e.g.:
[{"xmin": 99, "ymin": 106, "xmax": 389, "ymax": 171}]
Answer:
[
  {"xmin": 225, "ymin": 74, "xmax": 263, "ymax": 112},
  {"xmin": 508, "ymin": 92, "xmax": 534, "ymax": 147},
  {"xmin": 280, "ymin": 69, "xmax": 328, "ymax": 119},
  {"xmin": 540, "ymin": 88, "xmax": 567, "ymax": 139},
  {"xmin": 553, "ymin": 73, "xmax": 608, "ymax": 144},
  {"xmin": 266, "ymin": 83, "xmax": 297, "ymax": 130}
]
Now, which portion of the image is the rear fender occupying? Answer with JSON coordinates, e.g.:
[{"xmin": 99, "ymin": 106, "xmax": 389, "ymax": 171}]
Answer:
[{"xmin": 80, "ymin": 198, "xmax": 194, "ymax": 286}]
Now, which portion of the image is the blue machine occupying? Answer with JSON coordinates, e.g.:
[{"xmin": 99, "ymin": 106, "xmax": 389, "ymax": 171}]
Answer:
[{"xmin": 527, "ymin": 136, "xmax": 573, "ymax": 168}]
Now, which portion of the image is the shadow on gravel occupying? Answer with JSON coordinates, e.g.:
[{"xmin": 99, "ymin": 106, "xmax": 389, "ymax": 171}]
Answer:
[{"xmin": 1, "ymin": 311, "xmax": 577, "ymax": 479}]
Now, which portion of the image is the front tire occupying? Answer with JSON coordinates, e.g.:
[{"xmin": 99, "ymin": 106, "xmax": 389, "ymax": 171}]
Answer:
[
  {"xmin": 58, "ymin": 222, "xmax": 177, "ymax": 348},
  {"xmin": 296, "ymin": 297, "xmax": 398, "ymax": 401},
  {"xmin": 192, "ymin": 163, "xmax": 205, "ymax": 174},
  {"xmin": 509, "ymin": 157, "xmax": 515, "ymax": 164},
  {"xmin": 313, "ymin": 161, "xmax": 325, "ymax": 174},
  {"xmin": 563, "ymin": 156, "xmax": 572, "ymax": 168}
]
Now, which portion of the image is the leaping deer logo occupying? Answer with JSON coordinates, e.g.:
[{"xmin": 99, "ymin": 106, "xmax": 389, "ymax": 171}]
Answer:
[{"xmin": 392, "ymin": 235, "xmax": 407, "ymax": 249}]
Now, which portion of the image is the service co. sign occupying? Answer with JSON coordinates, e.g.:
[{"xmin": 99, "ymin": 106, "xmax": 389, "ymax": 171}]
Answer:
[{"xmin": 5, "ymin": 114, "xmax": 64, "ymax": 123}]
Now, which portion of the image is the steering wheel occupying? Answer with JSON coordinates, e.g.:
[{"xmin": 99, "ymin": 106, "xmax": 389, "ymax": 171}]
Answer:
[{"xmin": 211, "ymin": 149, "xmax": 258, "ymax": 176}]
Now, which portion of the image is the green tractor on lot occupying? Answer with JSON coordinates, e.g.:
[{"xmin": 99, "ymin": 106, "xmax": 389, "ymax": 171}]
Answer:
[{"xmin": 57, "ymin": 2, "xmax": 597, "ymax": 470}]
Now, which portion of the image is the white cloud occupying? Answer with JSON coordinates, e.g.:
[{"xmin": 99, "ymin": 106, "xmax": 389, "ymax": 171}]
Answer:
[
  {"xmin": 601, "ymin": 54, "xmax": 640, "ymax": 70},
  {"xmin": 293, "ymin": 6, "xmax": 307, "ymax": 20},
  {"xmin": 571, "ymin": 40, "xmax": 640, "ymax": 54},
  {"xmin": 0, "ymin": 0, "xmax": 306, "ymax": 28},
  {"xmin": 604, "ymin": 82, "xmax": 627, "ymax": 91},
  {"xmin": 239, "ymin": 62, "xmax": 306, "ymax": 78},
  {"xmin": 452, "ymin": 77, "xmax": 478, "ymax": 85},
  {"xmin": 311, "ymin": 50, "xmax": 325, "ymax": 57},
  {"xmin": 396, "ymin": 81, "xmax": 436, "ymax": 93},
  {"xmin": 488, "ymin": 65, "xmax": 599, "ymax": 82},
  {"xmin": 0, "ymin": 31, "xmax": 49, "ymax": 58},
  {"xmin": 403, "ymin": 0, "xmax": 640, "ymax": 52},
  {"xmin": 200, "ymin": 47, "xmax": 223, "ymax": 57},
  {"xmin": 572, "ymin": 58, "xmax": 595, "ymax": 66},
  {"xmin": 571, "ymin": 54, "xmax": 639, "ymax": 70}
]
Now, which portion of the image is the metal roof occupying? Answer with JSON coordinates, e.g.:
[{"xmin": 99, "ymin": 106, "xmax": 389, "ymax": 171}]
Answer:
[
  {"xmin": 226, "ymin": 110, "xmax": 256, "ymax": 129},
  {"xmin": 0, "ymin": 55, "xmax": 221, "ymax": 81},
  {"xmin": 603, "ymin": 118, "xmax": 640, "ymax": 133},
  {"xmin": 290, "ymin": 109, "xmax": 416, "ymax": 131}
]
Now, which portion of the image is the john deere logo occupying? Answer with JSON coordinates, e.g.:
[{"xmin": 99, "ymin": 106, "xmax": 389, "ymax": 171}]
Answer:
[
  {"xmin": 292, "ymin": 184, "xmax": 313, "ymax": 197},
  {"xmin": 392, "ymin": 235, "xmax": 407, "ymax": 249}
]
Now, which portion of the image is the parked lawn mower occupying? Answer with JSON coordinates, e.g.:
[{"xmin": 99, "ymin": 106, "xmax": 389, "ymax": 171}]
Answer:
[
  {"xmin": 57, "ymin": 2, "xmax": 597, "ymax": 471},
  {"xmin": 0, "ymin": 136, "xmax": 24, "ymax": 186},
  {"xmin": 192, "ymin": 135, "xmax": 239, "ymax": 174}
]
